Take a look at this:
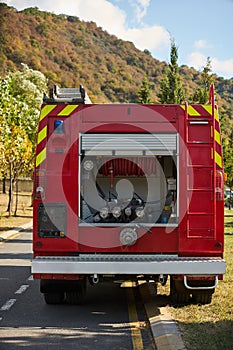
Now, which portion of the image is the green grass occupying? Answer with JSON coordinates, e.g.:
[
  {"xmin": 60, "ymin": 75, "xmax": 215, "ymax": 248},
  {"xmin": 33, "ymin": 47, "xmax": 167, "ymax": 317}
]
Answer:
[
  {"xmin": 167, "ymin": 209, "xmax": 233, "ymax": 350},
  {"xmin": 224, "ymin": 208, "xmax": 233, "ymax": 235}
]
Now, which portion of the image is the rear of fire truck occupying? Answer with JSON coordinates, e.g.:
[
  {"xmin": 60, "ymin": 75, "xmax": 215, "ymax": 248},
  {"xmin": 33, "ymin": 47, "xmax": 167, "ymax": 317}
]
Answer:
[{"xmin": 32, "ymin": 84, "xmax": 226, "ymax": 305}]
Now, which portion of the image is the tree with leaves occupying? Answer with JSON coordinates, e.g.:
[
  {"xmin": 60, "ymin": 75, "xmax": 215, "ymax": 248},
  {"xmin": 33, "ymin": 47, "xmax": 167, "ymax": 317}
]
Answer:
[
  {"xmin": 137, "ymin": 76, "xmax": 151, "ymax": 103},
  {"xmin": 193, "ymin": 57, "xmax": 214, "ymax": 104},
  {"xmin": 158, "ymin": 39, "xmax": 185, "ymax": 104},
  {"xmin": 0, "ymin": 64, "xmax": 47, "ymax": 215}
]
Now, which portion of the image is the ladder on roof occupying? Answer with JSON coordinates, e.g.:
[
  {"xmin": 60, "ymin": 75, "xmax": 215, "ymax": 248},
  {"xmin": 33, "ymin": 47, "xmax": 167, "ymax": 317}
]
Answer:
[{"xmin": 43, "ymin": 85, "xmax": 92, "ymax": 104}]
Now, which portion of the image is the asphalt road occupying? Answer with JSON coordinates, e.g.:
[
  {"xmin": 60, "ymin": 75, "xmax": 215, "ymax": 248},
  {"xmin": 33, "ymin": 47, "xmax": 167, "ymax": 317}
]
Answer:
[{"xmin": 0, "ymin": 230, "xmax": 156, "ymax": 350}]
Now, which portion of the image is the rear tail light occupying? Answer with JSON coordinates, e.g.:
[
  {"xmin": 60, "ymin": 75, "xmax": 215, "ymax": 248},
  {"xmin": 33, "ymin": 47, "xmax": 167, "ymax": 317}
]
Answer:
[{"xmin": 215, "ymin": 170, "xmax": 224, "ymax": 201}]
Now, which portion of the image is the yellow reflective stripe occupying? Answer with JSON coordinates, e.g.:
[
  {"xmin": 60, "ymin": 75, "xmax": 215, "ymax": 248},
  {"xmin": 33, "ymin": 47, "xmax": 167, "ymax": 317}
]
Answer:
[
  {"xmin": 180, "ymin": 105, "xmax": 201, "ymax": 116},
  {"xmin": 58, "ymin": 105, "xmax": 78, "ymax": 116},
  {"xmin": 201, "ymin": 105, "xmax": 219, "ymax": 121},
  {"xmin": 36, "ymin": 148, "xmax": 46, "ymax": 167},
  {"xmin": 188, "ymin": 106, "xmax": 201, "ymax": 116},
  {"xmin": 214, "ymin": 129, "xmax": 221, "ymax": 145},
  {"xmin": 39, "ymin": 105, "xmax": 57, "ymax": 121},
  {"xmin": 202, "ymin": 105, "xmax": 212, "ymax": 115},
  {"xmin": 214, "ymin": 108, "xmax": 219, "ymax": 122},
  {"xmin": 126, "ymin": 282, "xmax": 144, "ymax": 350},
  {"xmin": 215, "ymin": 151, "xmax": 222, "ymax": 168},
  {"xmin": 37, "ymin": 126, "xmax": 47, "ymax": 144}
]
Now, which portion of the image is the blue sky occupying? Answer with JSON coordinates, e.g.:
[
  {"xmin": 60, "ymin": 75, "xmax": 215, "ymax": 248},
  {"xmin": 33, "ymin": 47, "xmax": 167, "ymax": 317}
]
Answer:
[{"xmin": 3, "ymin": 0, "xmax": 233, "ymax": 79}]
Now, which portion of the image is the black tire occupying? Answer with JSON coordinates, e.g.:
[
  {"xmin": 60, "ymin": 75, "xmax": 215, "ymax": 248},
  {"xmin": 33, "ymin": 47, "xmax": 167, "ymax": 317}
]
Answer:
[
  {"xmin": 170, "ymin": 277, "xmax": 190, "ymax": 304},
  {"xmin": 44, "ymin": 292, "xmax": 64, "ymax": 305},
  {"xmin": 65, "ymin": 279, "xmax": 87, "ymax": 305},
  {"xmin": 189, "ymin": 280, "xmax": 215, "ymax": 305},
  {"xmin": 66, "ymin": 291, "xmax": 81, "ymax": 304},
  {"xmin": 192, "ymin": 290, "xmax": 213, "ymax": 305}
]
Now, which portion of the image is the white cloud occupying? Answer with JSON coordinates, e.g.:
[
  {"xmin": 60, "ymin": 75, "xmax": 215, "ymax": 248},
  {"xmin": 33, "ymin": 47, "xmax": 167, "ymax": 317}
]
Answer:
[
  {"xmin": 188, "ymin": 52, "xmax": 207, "ymax": 68},
  {"xmin": 6, "ymin": 0, "xmax": 127, "ymax": 35},
  {"xmin": 188, "ymin": 52, "xmax": 233, "ymax": 78},
  {"xmin": 194, "ymin": 40, "xmax": 208, "ymax": 50},
  {"xmin": 126, "ymin": 26, "xmax": 170, "ymax": 52},
  {"xmin": 212, "ymin": 57, "xmax": 233, "ymax": 78},
  {"xmin": 4, "ymin": 0, "xmax": 170, "ymax": 55},
  {"xmin": 129, "ymin": 0, "xmax": 150, "ymax": 23}
]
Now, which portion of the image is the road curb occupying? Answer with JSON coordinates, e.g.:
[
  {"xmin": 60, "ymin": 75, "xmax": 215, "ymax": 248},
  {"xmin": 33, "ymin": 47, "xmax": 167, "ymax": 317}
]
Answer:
[
  {"xmin": 139, "ymin": 282, "xmax": 187, "ymax": 350},
  {"xmin": 0, "ymin": 221, "xmax": 32, "ymax": 242}
]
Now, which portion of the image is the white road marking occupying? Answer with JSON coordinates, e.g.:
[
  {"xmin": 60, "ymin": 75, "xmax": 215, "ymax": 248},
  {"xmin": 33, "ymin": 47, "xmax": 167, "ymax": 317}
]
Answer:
[
  {"xmin": 27, "ymin": 275, "xmax": 33, "ymax": 281},
  {"xmin": 1, "ymin": 299, "xmax": 16, "ymax": 311},
  {"xmin": 15, "ymin": 285, "xmax": 29, "ymax": 295}
]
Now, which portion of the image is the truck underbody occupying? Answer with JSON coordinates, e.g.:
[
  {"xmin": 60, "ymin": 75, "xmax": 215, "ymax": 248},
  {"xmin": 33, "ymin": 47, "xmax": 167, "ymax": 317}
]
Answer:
[{"xmin": 32, "ymin": 253, "xmax": 224, "ymax": 304}]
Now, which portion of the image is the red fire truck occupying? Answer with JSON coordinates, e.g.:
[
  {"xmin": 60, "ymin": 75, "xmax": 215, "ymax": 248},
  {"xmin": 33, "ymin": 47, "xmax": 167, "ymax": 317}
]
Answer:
[{"xmin": 32, "ymin": 84, "xmax": 226, "ymax": 305}]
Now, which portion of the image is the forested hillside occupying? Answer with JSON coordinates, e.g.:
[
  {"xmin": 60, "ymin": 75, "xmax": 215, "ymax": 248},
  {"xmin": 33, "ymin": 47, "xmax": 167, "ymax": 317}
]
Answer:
[{"xmin": 0, "ymin": 3, "xmax": 233, "ymax": 130}]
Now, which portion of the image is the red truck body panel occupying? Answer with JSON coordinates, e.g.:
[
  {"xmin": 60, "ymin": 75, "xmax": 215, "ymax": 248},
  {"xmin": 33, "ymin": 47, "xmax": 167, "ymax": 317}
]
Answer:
[{"xmin": 33, "ymin": 101, "xmax": 224, "ymax": 258}]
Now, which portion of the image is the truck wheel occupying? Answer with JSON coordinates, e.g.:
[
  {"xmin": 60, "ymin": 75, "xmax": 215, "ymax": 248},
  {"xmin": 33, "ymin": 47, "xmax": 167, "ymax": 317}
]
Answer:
[
  {"xmin": 192, "ymin": 290, "xmax": 213, "ymax": 305},
  {"xmin": 66, "ymin": 279, "xmax": 87, "ymax": 305},
  {"xmin": 44, "ymin": 292, "xmax": 64, "ymax": 305},
  {"xmin": 170, "ymin": 278, "xmax": 190, "ymax": 304}
]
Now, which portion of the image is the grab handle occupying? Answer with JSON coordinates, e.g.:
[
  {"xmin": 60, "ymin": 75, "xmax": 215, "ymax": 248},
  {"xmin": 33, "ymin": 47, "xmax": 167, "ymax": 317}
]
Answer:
[{"xmin": 184, "ymin": 276, "xmax": 218, "ymax": 290}]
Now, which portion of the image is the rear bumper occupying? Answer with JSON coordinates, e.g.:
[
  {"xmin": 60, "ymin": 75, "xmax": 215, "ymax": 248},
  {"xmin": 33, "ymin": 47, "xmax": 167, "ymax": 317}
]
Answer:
[{"xmin": 32, "ymin": 254, "xmax": 226, "ymax": 276}]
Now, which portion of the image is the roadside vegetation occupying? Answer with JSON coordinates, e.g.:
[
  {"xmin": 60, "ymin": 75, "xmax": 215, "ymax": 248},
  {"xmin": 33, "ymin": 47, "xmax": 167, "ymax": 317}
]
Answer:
[
  {"xmin": 0, "ymin": 65, "xmax": 47, "ymax": 216},
  {"xmin": 157, "ymin": 209, "xmax": 233, "ymax": 350}
]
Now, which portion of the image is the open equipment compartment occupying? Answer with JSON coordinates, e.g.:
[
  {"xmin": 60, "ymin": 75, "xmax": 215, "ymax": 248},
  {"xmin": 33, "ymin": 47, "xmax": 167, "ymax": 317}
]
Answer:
[{"xmin": 79, "ymin": 133, "xmax": 178, "ymax": 227}]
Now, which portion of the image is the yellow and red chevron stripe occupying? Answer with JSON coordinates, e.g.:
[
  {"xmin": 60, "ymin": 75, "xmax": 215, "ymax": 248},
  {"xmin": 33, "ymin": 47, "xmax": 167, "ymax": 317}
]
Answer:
[
  {"xmin": 180, "ymin": 103, "xmax": 223, "ymax": 169},
  {"xmin": 213, "ymin": 107, "xmax": 223, "ymax": 169},
  {"xmin": 39, "ymin": 105, "xmax": 57, "ymax": 121},
  {"xmin": 36, "ymin": 104, "xmax": 79, "ymax": 167},
  {"xmin": 180, "ymin": 104, "xmax": 214, "ymax": 118}
]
